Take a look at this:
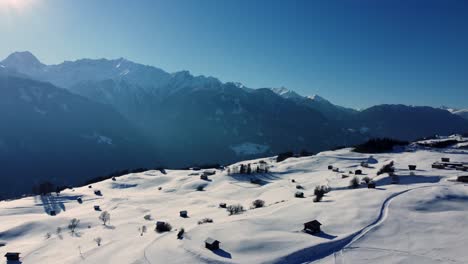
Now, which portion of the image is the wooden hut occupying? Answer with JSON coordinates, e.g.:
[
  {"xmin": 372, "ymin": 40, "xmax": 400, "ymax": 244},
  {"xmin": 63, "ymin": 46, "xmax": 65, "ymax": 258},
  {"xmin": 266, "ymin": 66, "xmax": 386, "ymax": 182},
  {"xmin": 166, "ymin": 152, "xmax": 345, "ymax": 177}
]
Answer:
[
  {"xmin": 4, "ymin": 252, "xmax": 20, "ymax": 261},
  {"xmin": 295, "ymin": 191, "xmax": 304, "ymax": 198},
  {"xmin": 327, "ymin": 165, "xmax": 333, "ymax": 170},
  {"xmin": 355, "ymin": 169, "xmax": 362, "ymax": 175},
  {"xmin": 180, "ymin": 210, "xmax": 188, "ymax": 218},
  {"xmin": 200, "ymin": 175, "xmax": 209, "ymax": 180},
  {"xmin": 457, "ymin": 176, "xmax": 468, "ymax": 183},
  {"xmin": 205, "ymin": 237, "xmax": 220, "ymax": 250},
  {"xmin": 94, "ymin": 205, "xmax": 100, "ymax": 211},
  {"xmin": 441, "ymin": 157, "xmax": 450, "ymax": 162},
  {"xmin": 304, "ymin": 220, "xmax": 322, "ymax": 234},
  {"xmin": 219, "ymin": 203, "xmax": 227, "ymax": 208},
  {"xmin": 50, "ymin": 210, "xmax": 56, "ymax": 216},
  {"xmin": 408, "ymin": 165, "xmax": 417, "ymax": 170}
]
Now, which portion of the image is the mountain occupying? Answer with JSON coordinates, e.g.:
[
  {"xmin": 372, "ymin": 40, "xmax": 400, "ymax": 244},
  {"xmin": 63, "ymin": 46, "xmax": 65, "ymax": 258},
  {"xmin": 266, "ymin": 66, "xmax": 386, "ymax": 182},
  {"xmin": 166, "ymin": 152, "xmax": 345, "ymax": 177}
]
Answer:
[
  {"xmin": 0, "ymin": 74, "xmax": 154, "ymax": 198},
  {"xmin": 270, "ymin": 88, "xmax": 358, "ymax": 122},
  {"xmin": 440, "ymin": 106, "xmax": 468, "ymax": 121},
  {"xmin": 1, "ymin": 52, "xmax": 365, "ymax": 167},
  {"xmin": 2, "ymin": 51, "xmax": 468, "ymax": 168},
  {"xmin": 355, "ymin": 104, "xmax": 468, "ymax": 140}
]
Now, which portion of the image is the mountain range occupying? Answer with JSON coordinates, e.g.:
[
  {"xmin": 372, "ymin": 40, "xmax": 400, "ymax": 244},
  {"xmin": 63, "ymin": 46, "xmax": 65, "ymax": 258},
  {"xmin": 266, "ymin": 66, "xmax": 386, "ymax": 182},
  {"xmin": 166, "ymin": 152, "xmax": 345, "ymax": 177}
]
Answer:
[{"xmin": 1, "ymin": 51, "xmax": 468, "ymax": 197}]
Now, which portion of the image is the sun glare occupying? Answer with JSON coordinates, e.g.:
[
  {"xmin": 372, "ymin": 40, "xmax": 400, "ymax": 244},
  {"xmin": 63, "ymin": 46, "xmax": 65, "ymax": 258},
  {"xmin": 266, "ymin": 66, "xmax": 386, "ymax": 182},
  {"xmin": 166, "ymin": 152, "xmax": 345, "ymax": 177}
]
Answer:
[{"xmin": 0, "ymin": 0, "xmax": 33, "ymax": 11}]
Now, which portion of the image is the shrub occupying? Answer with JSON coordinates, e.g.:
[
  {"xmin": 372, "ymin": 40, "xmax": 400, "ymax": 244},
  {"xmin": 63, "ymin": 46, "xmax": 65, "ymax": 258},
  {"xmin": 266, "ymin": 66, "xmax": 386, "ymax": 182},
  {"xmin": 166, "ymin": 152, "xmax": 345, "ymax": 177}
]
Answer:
[
  {"xmin": 353, "ymin": 138, "xmax": 408, "ymax": 153},
  {"xmin": 198, "ymin": 218, "xmax": 214, "ymax": 225},
  {"xmin": 252, "ymin": 199, "xmax": 265, "ymax": 208},
  {"xmin": 99, "ymin": 211, "xmax": 111, "ymax": 225},
  {"xmin": 276, "ymin": 151, "xmax": 294, "ymax": 162},
  {"xmin": 144, "ymin": 214, "xmax": 152, "ymax": 221},
  {"xmin": 139, "ymin": 225, "xmax": 147, "ymax": 236},
  {"xmin": 314, "ymin": 185, "xmax": 329, "ymax": 202},
  {"xmin": 227, "ymin": 204, "xmax": 244, "ymax": 215},
  {"xmin": 155, "ymin": 222, "xmax": 172, "ymax": 233},
  {"xmin": 177, "ymin": 228, "xmax": 185, "ymax": 239},
  {"xmin": 377, "ymin": 161, "xmax": 395, "ymax": 175},
  {"xmin": 94, "ymin": 237, "xmax": 102, "ymax": 246},
  {"xmin": 349, "ymin": 176, "xmax": 360, "ymax": 189},
  {"xmin": 68, "ymin": 218, "xmax": 80, "ymax": 234},
  {"xmin": 362, "ymin": 176, "xmax": 371, "ymax": 184}
]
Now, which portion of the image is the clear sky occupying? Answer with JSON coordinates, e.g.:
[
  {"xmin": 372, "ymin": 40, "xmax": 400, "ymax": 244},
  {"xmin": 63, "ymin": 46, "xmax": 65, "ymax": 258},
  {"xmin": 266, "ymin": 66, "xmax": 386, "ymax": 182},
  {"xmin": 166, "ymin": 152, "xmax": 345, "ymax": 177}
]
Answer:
[{"xmin": 1, "ymin": 0, "xmax": 467, "ymax": 109}]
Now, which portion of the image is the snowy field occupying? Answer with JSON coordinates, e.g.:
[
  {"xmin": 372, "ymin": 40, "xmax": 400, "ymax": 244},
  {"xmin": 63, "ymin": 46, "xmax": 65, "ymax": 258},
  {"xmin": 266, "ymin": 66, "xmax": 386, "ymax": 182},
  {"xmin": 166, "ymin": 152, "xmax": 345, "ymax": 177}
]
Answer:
[{"xmin": 1, "ymin": 140, "xmax": 467, "ymax": 264}]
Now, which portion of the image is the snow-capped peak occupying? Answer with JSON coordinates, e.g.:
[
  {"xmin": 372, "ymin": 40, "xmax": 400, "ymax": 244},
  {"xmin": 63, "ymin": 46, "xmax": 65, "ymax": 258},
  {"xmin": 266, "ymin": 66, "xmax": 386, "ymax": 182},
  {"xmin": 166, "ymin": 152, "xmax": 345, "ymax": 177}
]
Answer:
[
  {"xmin": 307, "ymin": 94, "xmax": 329, "ymax": 103},
  {"xmin": 270, "ymin": 87, "xmax": 302, "ymax": 99},
  {"xmin": 1, "ymin": 51, "xmax": 45, "ymax": 70}
]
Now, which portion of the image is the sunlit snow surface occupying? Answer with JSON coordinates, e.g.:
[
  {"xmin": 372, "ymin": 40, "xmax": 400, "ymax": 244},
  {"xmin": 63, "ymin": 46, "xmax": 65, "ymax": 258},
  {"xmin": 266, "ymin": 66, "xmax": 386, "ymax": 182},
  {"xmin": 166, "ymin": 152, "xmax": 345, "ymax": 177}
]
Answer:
[{"xmin": 0, "ymin": 138, "xmax": 467, "ymax": 264}]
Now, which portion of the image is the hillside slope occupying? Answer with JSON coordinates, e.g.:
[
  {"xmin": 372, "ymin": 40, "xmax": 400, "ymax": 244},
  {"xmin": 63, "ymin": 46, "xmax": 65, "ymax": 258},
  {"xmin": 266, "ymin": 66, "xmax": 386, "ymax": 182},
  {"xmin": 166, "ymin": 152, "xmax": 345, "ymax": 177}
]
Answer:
[{"xmin": 1, "ymin": 138, "xmax": 467, "ymax": 263}]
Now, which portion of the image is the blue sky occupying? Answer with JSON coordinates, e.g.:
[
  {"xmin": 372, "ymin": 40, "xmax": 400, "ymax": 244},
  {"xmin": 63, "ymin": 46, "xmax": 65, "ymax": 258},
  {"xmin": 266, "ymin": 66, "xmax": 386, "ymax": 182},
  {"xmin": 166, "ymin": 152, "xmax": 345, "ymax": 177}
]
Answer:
[{"xmin": 1, "ymin": 0, "xmax": 467, "ymax": 109}]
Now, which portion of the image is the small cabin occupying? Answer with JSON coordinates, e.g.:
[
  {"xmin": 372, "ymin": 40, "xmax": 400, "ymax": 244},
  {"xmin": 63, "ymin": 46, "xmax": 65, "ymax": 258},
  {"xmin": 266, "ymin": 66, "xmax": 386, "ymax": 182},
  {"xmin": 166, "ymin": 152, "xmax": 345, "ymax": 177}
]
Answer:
[
  {"xmin": 200, "ymin": 175, "xmax": 209, "ymax": 180},
  {"xmin": 441, "ymin": 157, "xmax": 450, "ymax": 162},
  {"xmin": 180, "ymin": 210, "xmax": 188, "ymax": 218},
  {"xmin": 50, "ymin": 210, "xmax": 56, "ymax": 216},
  {"xmin": 77, "ymin": 197, "xmax": 83, "ymax": 204},
  {"xmin": 295, "ymin": 191, "xmax": 304, "ymax": 198},
  {"xmin": 327, "ymin": 165, "xmax": 333, "ymax": 170},
  {"xmin": 408, "ymin": 165, "xmax": 417, "ymax": 171},
  {"xmin": 368, "ymin": 182, "xmax": 376, "ymax": 188},
  {"xmin": 203, "ymin": 170, "xmax": 216, "ymax": 176},
  {"xmin": 205, "ymin": 237, "xmax": 220, "ymax": 250},
  {"xmin": 94, "ymin": 205, "xmax": 100, "ymax": 211},
  {"xmin": 457, "ymin": 176, "xmax": 468, "ymax": 183},
  {"xmin": 94, "ymin": 190, "xmax": 102, "ymax": 196},
  {"xmin": 304, "ymin": 220, "xmax": 321, "ymax": 234},
  {"xmin": 332, "ymin": 168, "xmax": 339, "ymax": 172},
  {"xmin": 432, "ymin": 163, "xmax": 445, "ymax": 169},
  {"xmin": 4, "ymin": 252, "xmax": 20, "ymax": 261},
  {"xmin": 355, "ymin": 169, "xmax": 362, "ymax": 175},
  {"xmin": 219, "ymin": 203, "xmax": 227, "ymax": 208}
]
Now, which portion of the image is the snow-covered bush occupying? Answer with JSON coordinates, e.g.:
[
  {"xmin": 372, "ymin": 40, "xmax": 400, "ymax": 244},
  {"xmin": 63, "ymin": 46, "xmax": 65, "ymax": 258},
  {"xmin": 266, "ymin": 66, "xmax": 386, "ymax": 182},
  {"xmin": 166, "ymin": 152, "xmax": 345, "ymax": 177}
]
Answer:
[
  {"xmin": 94, "ymin": 237, "xmax": 102, "ymax": 246},
  {"xmin": 68, "ymin": 218, "xmax": 80, "ymax": 234},
  {"xmin": 177, "ymin": 228, "xmax": 185, "ymax": 239},
  {"xmin": 155, "ymin": 222, "xmax": 172, "ymax": 233},
  {"xmin": 252, "ymin": 199, "xmax": 265, "ymax": 208},
  {"xmin": 144, "ymin": 214, "xmax": 152, "ymax": 221},
  {"xmin": 227, "ymin": 204, "xmax": 244, "ymax": 215},
  {"xmin": 349, "ymin": 176, "xmax": 360, "ymax": 189},
  {"xmin": 197, "ymin": 218, "xmax": 214, "ymax": 225},
  {"xmin": 377, "ymin": 161, "xmax": 395, "ymax": 175},
  {"xmin": 99, "ymin": 211, "xmax": 110, "ymax": 225}
]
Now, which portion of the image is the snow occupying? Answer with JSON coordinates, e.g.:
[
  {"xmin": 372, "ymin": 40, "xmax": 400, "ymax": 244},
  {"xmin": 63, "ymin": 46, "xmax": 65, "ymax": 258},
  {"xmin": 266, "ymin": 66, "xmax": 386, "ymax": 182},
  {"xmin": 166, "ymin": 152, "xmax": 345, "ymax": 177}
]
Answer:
[{"xmin": 1, "ymin": 142, "xmax": 468, "ymax": 264}]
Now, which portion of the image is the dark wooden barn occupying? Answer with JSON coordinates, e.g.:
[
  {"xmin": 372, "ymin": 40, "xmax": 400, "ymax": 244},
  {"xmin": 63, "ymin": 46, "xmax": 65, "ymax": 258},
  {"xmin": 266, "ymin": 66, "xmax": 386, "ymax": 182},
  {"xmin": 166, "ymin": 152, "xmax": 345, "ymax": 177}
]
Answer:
[
  {"xmin": 328, "ymin": 165, "xmax": 333, "ymax": 170},
  {"xmin": 94, "ymin": 205, "xmax": 100, "ymax": 211},
  {"xmin": 304, "ymin": 220, "xmax": 322, "ymax": 234},
  {"xmin": 4, "ymin": 252, "xmax": 20, "ymax": 261},
  {"xmin": 355, "ymin": 169, "xmax": 362, "ymax": 175},
  {"xmin": 205, "ymin": 237, "xmax": 220, "ymax": 250},
  {"xmin": 295, "ymin": 191, "xmax": 304, "ymax": 198},
  {"xmin": 441, "ymin": 157, "xmax": 450, "ymax": 162},
  {"xmin": 408, "ymin": 165, "xmax": 417, "ymax": 170},
  {"xmin": 180, "ymin": 210, "xmax": 188, "ymax": 218}
]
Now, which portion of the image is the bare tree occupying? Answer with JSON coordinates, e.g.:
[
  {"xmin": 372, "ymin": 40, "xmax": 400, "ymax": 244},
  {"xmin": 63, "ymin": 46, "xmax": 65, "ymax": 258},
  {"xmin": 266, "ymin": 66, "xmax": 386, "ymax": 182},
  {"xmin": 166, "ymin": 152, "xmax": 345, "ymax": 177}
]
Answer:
[
  {"xmin": 139, "ymin": 225, "xmax": 147, "ymax": 236},
  {"xmin": 94, "ymin": 237, "xmax": 102, "ymax": 246},
  {"xmin": 99, "ymin": 211, "xmax": 111, "ymax": 225},
  {"xmin": 68, "ymin": 218, "xmax": 80, "ymax": 234}
]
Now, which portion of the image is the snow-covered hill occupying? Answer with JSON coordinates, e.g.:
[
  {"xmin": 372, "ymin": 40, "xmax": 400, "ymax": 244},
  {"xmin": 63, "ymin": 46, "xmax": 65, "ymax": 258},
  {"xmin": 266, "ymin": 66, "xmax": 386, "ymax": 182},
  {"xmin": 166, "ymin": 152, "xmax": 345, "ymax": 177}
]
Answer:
[{"xmin": 1, "ymin": 138, "xmax": 467, "ymax": 264}]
